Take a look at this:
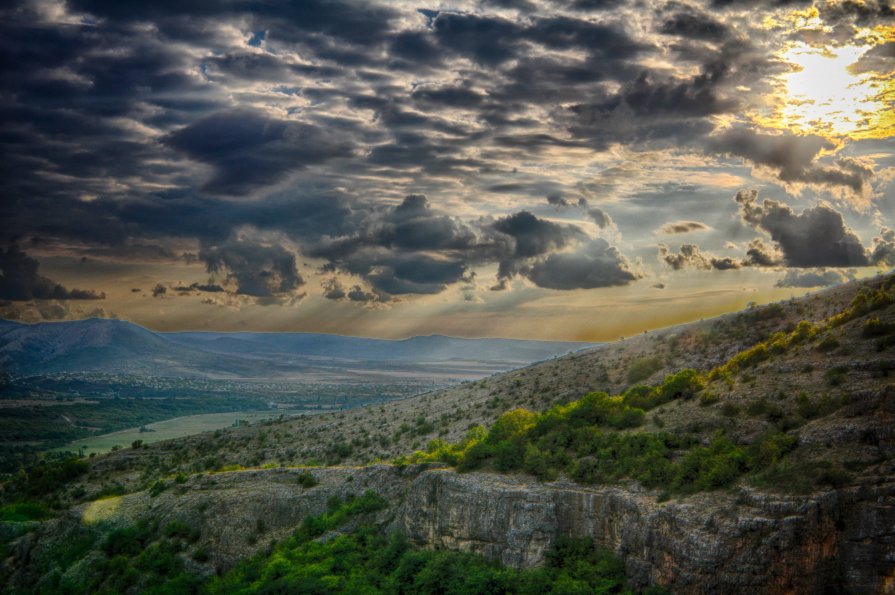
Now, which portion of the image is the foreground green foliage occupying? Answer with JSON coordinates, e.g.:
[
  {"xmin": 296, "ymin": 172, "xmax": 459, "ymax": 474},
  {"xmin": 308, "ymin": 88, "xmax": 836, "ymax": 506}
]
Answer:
[
  {"xmin": 209, "ymin": 494, "xmax": 659, "ymax": 595},
  {"xmin": 6, "ymin": 489, "xmax": 664, "ymax": 595},
  {"xmin": 211, "ymin": 529, "xmax": 653, "ymax": 595}
]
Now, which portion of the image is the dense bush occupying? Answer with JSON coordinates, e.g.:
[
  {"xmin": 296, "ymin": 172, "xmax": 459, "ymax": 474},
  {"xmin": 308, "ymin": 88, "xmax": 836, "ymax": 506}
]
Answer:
[
  {"xmin": 0, "ymin": 501, "xmax": 51, "ymax": 522},
  {"xmin": 209, "ymin": 524, "xmax": 651, "ymax": 595},
  {"xmin": 406, "ymin": 368, "xmax": 795, "ymax": 495},
  {"xmin": 296, "ymin": 471, "xmax": 319, "ymax": 488},
  {"xmin": 7, "ymin": 455, "xmax": 87, "ymax": 499},
  {"xmin": 863, "ymin": 317, "xmax": 895, "ymax": 338},
  {"xmin": 622, "ymin": 369, "xmax": 705, "ymax": 410},
  {"xmin": 830, "ymin": 279, "xmax": 895, "ymax": 327},
  {"xmin": 816, "ymin": 335, "xmax": 840, "ymax": 353},
  {"xmin": 708, "ymin": 321, "xmax": 819, "ymax": 381},
  {"xmin": 626, "ymin": 357, "xmax": 663, "ymax": 384}
]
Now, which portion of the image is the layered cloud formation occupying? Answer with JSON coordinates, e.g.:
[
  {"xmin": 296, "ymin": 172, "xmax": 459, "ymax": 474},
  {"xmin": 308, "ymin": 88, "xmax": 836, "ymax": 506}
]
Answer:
[{"xmin": 0, "ymin": 0, "xmax": 892, "ymax": 334}]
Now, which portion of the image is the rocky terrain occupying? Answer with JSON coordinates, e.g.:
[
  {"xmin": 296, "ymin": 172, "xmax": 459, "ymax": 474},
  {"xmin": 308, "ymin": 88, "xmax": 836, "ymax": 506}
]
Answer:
[{"xmin": 2, "ymin": 272, "xmax": 895, "ymax": 593}]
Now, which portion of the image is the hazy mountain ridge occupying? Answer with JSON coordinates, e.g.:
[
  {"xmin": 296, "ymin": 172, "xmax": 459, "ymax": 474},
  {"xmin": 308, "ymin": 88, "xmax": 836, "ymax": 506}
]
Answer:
[
  {"xmin": 0, "ymin": 318, "xmax": 594, "ymax": 377},
  {"xmin": 0, "ymin": 318, "xmax": 276, "ymax": 377},
  {"xmin": 166, "ymin": 330, "xmax": 592, "ymax": 364}
]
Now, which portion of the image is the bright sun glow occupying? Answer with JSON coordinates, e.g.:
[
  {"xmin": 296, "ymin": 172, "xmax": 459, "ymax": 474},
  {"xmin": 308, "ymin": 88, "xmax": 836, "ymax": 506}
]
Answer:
[{"xmin": 766, "ymin": 42, "xmax": 894, "ymax": 140}]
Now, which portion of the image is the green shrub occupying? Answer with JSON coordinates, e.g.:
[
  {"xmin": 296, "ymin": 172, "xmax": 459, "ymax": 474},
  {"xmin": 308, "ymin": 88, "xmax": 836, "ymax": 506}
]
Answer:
[
  {"xmin": 752, "ymin": 460, "xmax": 852, "ymax": 493},
  {"xmin": 10, "ymin": 455, "xmax": 87, "ymax": 498},
  {"xmin": 627, "ymin": 356, "xmax": 663, "ymax": 384},
  {"xmin": 863, "ymin": 317, "xmax": 895, "ymax": 338},
  {"xmin": 148, "ymin": 480, "xmax": 167, "ymax": 498},
  {"xmin": 796, "ymin": 393, "xmax": 841, "ymax": 419},
  {"xmin": 698, "ymin": 392, "xmax": 720, "ymax": 407},
  {"xmin": 164, "ymin": 520, "xmax": 200, "ymax": 543},
  {"xmin": 745, "ymin": 398, "xmax": 782, "ymax": 420},
  {"xmin": 296, "ymin": 471, "xmax": 318, "ymax": 488},
  {"xmin": 720, "ymin": 402, "xmax": 739, "ymax": 417},
  {"xmin": 487, "ymin": 409, "xmax": 537, "ymax": 444},
  {"xmin": 824, "ymin": 366, "xmax": 849, "ymax": 386},
  {"xmin": 103, "ymin": 521, "xmax": 156, "ymax": 557},
  {"xmin": 618, "ymin": 370, "xmax": 702, "ymax": 415},
  {"xmin": 0, "ymin": 501, "xmax": 51, "ymax": 522},
  {"xmin": 621, "ymin": 385, "xmax": 659, "ymax": 410},
  {"xmin": 816, "ymin": 335, "xmax": 840, "ymax": 352}
]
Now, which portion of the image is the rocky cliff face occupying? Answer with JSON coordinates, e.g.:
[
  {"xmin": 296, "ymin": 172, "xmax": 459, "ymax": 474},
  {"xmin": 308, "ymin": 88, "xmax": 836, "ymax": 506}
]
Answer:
[
  {"xmin": 11, "ymin": 464, "xmax": 893, "ymax": 593},
  {"xmin": 395, "ymin": 470, "xmax": 895, "ymax": 594}
]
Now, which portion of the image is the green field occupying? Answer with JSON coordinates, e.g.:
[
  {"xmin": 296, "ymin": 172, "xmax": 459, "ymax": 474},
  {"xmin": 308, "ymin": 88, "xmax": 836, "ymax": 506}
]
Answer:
[{"xmin": 59, "ymin": 410, "xmax": 313, "ymax": 456}]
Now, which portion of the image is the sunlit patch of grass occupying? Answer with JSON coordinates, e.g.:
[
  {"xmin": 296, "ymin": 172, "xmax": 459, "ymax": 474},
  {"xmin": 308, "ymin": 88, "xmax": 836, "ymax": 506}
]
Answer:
[{"xmin": 82, "ymin": 495, "xmax": 121, "ymax": 525}]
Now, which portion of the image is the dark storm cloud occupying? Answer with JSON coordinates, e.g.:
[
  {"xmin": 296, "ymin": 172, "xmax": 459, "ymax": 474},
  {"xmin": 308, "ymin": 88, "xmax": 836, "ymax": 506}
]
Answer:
[
  {"xmin": 564, "ymin": 0, "xmax": 626, "ymax": 11},
  {"xmin": 871, "ymin": 227, "xmax": 895, "ymax": 266},
  {"xmin": 426, "ymin": 10, "xmax": 648, "ymax": 79},
  {"xmin": 322, "ymin": 278, "xmax": 347, "ymax": 300},
  {"xmin": 199, "ymin": 235, "xmax": 304, "ymax": 297},
  {"xmin": 368, "ymin": 254, "xmax": 468, "ymax": 295},
  {"xmin": 489, "ymin": 211, "xmax": 587, "ymax": 280},
  {"xmin": 775, "ymin": 269, "xmax": 855, "ymax": 288},
  {"xmin": 347, "ymin": 286, "xmax": 381, "ymax": 303},
  {"xmin": 660, "ymin": 221, "xmax": 710, "ymax": 234},
  {"xmin": 322, "ymin": 277, "xmax": 384, "ymax": 303},
  {"xmin": 491, "ymin": 211, "xmax": 584, "ymax": 259},
  {"xmin": 820, "ymin": 0, "xmax": 895, "ymax": 23},
  {"xmin": 411, "ymin": 83, "xmax": 484, "ymax": 108},
  {"xmin": 659, "ymin": 5, "xmax": 730, "ymax": 41},
  {"xmin": 735, "ymin": 189, "xmax": 870, "ymax": 267},
  {"xmin": 310, "ymin": 195, "xmax": 477, "ymax": 260},
  {"xmin": 619, "ymin": 70, "xmax": 737, "ymax": 118},
  {"xmin": 0, "ymin": 246, "xmax": 105, "ymax": 301},
  {"xmin": 526, "ymin": 239, "xmax": 640, "ymax": 289},
  {"xmin": 709, "ymin": 0, "xmax": 811, "ymax": 7},
  {"xmin": 658, "ymin": 243, "xmax": 741, "ymax": 270},
  {"xmin": 710, "ymin": 128, "xmax": 873, "ymax": 196},
  {"xmin": 525, "ymin": 16, "xmax": 646, "ymax": 56},
  {"xmin": 389, "ymin": 30, "xmax": 443, "ymax": 66},
  {"xmin": 203, "ymin": 53, "xmax": 300, "ymax": 82},
  {"xmin": 743, "ymin": 237, "xmax": 783, "ymax": 267},
  {"xmin": 547, "ymin": 194, "xmax": 572, "ymax": 207},
  {"xmin": 307, "ymin": 196, "xmax": 636, "ymax": 295},
  {"xmin": 196, "ymin": 283, "xmax": 225, "ymax": 293},
  {"xmin": 165, "ymin": 110, "xmax": 354, "ymax": 196},
  {"xmin": 0, "ymin": 17, "xmax": 220, "ymax": 206},
  {"xmin": 493, "ymin": 134, "xmax": 589, "ymax": 150},
  {"xmin": 379, "ymin": 195, "xmax": 478, "ymax": 251},
  {"xmin": 431, "ymin": 12, "xmax": 525, "ymax": 66},
  {"xmin": 564, "ymin": 66, "xmax": 735, "ymax": 150},
  {"xmin": 65, "ymin": 0, "xmax": 398, "ymax": 45},
  {"xmin": 849, "ymin": 41, "xmax": 895, "ymax": 74},
  {"xmin": 578, "ymin": 200, "xmax": 615, "ymax": 230},
  {"xmin": 306, "ymin": 195, "xmax": 478, "ymax": 296}
]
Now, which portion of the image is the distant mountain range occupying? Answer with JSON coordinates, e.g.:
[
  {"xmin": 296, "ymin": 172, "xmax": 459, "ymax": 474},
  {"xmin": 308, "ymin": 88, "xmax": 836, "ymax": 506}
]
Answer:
[{"xmin": 0, "ymin": 318, "xmax": 595, "ymax": 378}]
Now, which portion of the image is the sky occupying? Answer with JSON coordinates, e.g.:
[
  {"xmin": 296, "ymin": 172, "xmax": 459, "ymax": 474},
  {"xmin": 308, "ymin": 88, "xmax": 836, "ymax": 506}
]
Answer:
[{"xmin": 0, "ymin": 0, "xmax": 893, "ymax": 340}]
